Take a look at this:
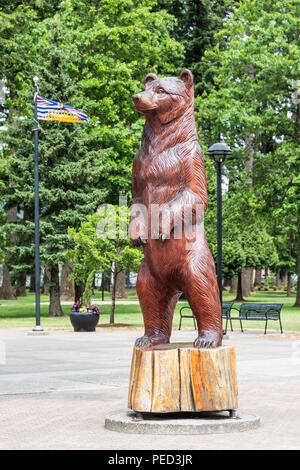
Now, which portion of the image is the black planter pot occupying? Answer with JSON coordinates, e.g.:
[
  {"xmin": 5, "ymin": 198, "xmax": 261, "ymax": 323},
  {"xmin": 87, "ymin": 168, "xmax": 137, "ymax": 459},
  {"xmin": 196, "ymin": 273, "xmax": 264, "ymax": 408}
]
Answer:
[{"xmin": 70, "ymin": 312, "xmax": 99, "ymax": 332}]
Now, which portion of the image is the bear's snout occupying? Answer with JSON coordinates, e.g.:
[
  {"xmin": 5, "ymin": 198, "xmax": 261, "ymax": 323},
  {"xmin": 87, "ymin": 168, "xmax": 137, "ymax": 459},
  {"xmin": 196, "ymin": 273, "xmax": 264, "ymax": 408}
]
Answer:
[
  {"xmin": 132, "ymin": 92, "xmax": 158, "ymax": 113},
  {"xmin": 132, "ymin": 94, "xmax": 141, "ymax": 104}
]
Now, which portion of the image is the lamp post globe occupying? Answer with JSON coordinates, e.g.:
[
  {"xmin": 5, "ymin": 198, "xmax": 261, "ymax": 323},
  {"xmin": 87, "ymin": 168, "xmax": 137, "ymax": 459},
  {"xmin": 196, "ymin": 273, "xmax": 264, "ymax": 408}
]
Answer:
[{"xmin": 207, "ymin": 142, "xmax": 231, "ymax": 162}]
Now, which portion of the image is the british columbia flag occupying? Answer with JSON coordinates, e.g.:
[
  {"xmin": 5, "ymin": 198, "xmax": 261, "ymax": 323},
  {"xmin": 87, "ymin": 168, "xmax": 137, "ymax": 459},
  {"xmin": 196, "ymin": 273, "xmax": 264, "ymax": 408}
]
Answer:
[{"xmin": 37, "ymin": 96, "xmax": 88, "ymax": 123}]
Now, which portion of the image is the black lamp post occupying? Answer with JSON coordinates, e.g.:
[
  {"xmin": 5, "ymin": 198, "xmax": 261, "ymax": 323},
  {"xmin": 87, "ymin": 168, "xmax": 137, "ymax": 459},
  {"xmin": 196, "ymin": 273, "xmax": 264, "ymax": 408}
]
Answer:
[
  {"xmin": 33, "ymin": 76, "xmax": 43, "ymax": 332},
  {"xmin": 207, "ymin": 142, "xmax": 231, "ymax": 307}
]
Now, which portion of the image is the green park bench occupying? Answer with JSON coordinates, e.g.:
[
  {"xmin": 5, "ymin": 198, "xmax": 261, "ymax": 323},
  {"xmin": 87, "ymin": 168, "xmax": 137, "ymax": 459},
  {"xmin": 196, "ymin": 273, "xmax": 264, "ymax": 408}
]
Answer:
[
  {"xmin": 224, "ymin": 302, "xmax": 283, "ymax": 335},
  {"xmin": 179, "ymin": 302, "xmax": 283, "ymax": 335},
  {"xmin": 178, "ymin": 306, "xmax": 197, "ymax": 330},
  {"xmin": 221, "ymin": 302, "xmax": 234, "ymax": 332},
  {"xmin": 178, "ymin": 302, "xmax": 234, "ymax": 331}
]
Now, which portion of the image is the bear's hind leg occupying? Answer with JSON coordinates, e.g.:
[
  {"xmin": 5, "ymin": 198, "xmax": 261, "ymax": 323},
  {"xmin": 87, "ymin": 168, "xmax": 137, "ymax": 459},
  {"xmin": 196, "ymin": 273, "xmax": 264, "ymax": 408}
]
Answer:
[
  {"xmin": 135, "ymin": 260, "xmax": 180, "ymax": 349},
  {"xmin": 182, "ymin": 253, "xmax": 223, "ymax": 348}
]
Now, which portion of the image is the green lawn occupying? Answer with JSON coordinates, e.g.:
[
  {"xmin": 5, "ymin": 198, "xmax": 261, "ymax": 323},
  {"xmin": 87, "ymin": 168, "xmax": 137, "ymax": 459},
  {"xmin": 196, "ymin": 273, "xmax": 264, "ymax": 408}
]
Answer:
[
  {"xmin": 0, "ymin": 289, "xmax": 299, "ymax": 333},
  {"xmin": 92, "ymin": 288, "xmax": 139, "ymax": 302}
]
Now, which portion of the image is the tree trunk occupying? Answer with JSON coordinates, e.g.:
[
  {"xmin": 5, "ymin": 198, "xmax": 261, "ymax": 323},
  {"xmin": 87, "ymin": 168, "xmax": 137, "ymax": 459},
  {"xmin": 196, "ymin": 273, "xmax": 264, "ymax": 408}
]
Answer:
[
  {"xmin": 244, "ymin": 65, "xmax": 255, "ymax": 180},
  {"xmin": 0, "ymin": 265, "xmax": 17, "ymax": 299},
  {"xmin": 234, "ymin": 272, "xmax": 245, "ymax": 302},
  {"xmin": 102, "ymin": 270, "xmax": 111, "ymax": 292},
  {"xmin": 276, "ymin": 272, "xmax": 282, "ymax": 290},
  {"xmin": 230, "ymin": 276, "xmax": 238, "ymax": 294},
  {"xmin": 75, "ymin": 281, "xmax": 85, "ymax": 303},
  {"xmin": 42, "ymin": 269, "xmax": 50, "ymax": 295},
  {"xmin": 115, "ymin": 270, "xmax": 128, "ymax": 299},
  {"xmin": 16, "ymin": 284, "xmax": 26, "ymax": 296},
  {"xmin": 48, "ymin": 265, "xmax": 64, "ymax": 316},
  {"xmin": 60, "ymin": 262, "xmax": 75, "ymax": 302},
  {"xmin": 125, "ymin": 269, "xmax": 131, "ymax": 288},
  {"xmin": 242, "ymin": 267, "xmax": 251, "ymax": 298},
  {"xmin": 294, "ymin": 204, "xmax": 300, "ymax": 307},
  {"xmin": 287, "ymin": 272, "xmax": 291, "ymax": 298},
  {"xmin": 283, "ymin": 272, "xmax": 288, "ymax": 288},
  {"xmin": 0, "ymin": 206, "xmax": 17, "ymax": 300},
  {"xmin": 110, "ymin": 270, "xmax": 118, "ymax": 324},
  {"xmin": 265, "ymin": 267, "xmax": 269, "ymax": 277},
  {"xmin": 245, "ymin": 131, "xmax": 254, "ymax": 181},
  {"xmin": 250, "ymin": 267, "xmax": 255, "ymax": 291},
  {"xmin": 254, "ymin": 268, "xmax": 262, "ymax": 287},
  {"xmin": 16, "ymin": 271, "xmax": 27, "ymax": 296},
  {"xmin": 29, "ymin": 274, "xmax": 35, "ymax": 293}
]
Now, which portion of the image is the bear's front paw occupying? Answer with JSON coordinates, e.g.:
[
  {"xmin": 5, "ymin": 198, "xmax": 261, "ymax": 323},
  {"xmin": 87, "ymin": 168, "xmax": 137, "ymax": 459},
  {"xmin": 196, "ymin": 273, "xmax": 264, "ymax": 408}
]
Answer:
[
  {"xmin": 135, "ymin": 336, "xmax": 153, "ymax": 349},
  {"xmin": 193, "ymin": 331, "xmax": 222, "ymax": 349},
  {"xmin": 135, "ymin": 334, "xmax": 169, "ymax": 350},
  {"xmin": 152, "ymin": 231, "xmax": 169, "ymax": 242}
]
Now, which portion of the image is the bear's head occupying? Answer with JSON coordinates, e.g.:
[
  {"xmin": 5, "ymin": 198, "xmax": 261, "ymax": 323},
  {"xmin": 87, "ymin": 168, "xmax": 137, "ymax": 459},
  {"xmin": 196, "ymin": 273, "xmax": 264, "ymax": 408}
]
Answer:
[{"xmin": 132, "ymin": 69, "xmax": 194, "ymax": 125}]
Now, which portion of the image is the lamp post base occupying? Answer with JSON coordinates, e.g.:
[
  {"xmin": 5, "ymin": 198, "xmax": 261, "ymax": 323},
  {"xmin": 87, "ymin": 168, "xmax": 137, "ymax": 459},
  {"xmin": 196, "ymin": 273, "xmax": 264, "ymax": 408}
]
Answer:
[
  {"xmin": 32, "ymin": 325, "xmax": 44, "ymax": 331},
  {"xmin": 27, "ymin": 326, "xmax": 48, "ymax": 335}
]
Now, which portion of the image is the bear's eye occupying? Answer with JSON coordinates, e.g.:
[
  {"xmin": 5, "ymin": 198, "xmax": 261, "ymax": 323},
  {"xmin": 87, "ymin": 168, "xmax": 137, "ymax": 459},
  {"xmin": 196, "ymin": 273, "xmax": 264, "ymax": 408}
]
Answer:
[{"xmin": 157, "ymin": 88, "xmax": 166, "ymax": 94}]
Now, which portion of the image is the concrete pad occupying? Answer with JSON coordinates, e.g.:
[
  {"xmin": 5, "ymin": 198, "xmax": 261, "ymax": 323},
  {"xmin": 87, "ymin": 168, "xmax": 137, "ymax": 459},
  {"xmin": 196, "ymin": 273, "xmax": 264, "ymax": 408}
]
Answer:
[
  {"xmin": 27, "ymin": 331, "xmax": 49, "ymax": 336},
  {"xmin": 105, "ymin": 410, "xmax": 261, "ymax": 434},
  {"xmin": 0, "ymin": 328, "xmax": 299, "ymax": 449}
]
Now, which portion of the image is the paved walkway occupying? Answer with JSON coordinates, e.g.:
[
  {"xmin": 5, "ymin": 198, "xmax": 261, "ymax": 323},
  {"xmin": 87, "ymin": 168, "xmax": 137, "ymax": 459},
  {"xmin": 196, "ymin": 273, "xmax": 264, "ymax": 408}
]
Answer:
[{"xmin": 0, "ymin": 328, "xmax": 299, "ymax": 450}]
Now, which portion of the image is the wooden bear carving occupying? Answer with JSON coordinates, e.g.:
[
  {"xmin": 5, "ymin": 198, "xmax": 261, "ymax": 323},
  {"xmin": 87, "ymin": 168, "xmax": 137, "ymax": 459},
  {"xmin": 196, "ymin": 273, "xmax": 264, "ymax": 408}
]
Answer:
[{"xmin": 130, "ymin": 69, "xmax": 222, "ymax": 349}]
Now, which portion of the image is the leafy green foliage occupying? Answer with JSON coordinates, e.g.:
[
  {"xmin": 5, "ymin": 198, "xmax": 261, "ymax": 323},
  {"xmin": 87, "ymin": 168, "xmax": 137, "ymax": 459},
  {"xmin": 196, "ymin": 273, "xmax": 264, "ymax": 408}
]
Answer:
[
  {"xmin": 154, "ymin": 0, "xmax": 236, "ymax": 94},
  {"xmin": 68, "ymin": 204, "xmax": 143, "ymax": 323},
  {"xmin": 198, "ymin": 0, "xmax": 299, "ymax": 289},
  {"xmin": 82, "ymin": 269, "xmax": 95, "ymax": 309},
  {"xmin": 1, "ymin": 0, "xmax": 299, "ymax": 308},
  {"xmin": 68, "ymin": 205, "xmax": 143, "ymax": 285},
  {"xmin": 0, "ymin": 0, "xmax": 182, "ymax": 310}
]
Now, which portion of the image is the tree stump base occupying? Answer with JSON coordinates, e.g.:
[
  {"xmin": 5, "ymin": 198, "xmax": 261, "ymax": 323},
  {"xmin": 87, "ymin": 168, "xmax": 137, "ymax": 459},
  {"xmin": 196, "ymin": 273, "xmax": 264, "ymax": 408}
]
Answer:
[{"xmin": 128, "ymin": 343, "xmax": 238, "ymax": 414}]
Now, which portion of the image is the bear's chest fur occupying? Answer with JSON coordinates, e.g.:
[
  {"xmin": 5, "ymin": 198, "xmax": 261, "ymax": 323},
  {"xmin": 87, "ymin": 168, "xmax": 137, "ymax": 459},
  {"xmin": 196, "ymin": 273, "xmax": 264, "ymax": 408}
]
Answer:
[{"xmin": 137, "ymin": 144, "xmax": 184, "ymax": 189}]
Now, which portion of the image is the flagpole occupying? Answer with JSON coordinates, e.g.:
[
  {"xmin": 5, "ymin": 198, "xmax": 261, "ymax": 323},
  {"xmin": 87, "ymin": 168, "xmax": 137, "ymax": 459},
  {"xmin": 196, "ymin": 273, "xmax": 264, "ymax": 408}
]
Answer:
[{"xmin": 32, "ymin": 76, "xmax": 43, "ymax": 332}]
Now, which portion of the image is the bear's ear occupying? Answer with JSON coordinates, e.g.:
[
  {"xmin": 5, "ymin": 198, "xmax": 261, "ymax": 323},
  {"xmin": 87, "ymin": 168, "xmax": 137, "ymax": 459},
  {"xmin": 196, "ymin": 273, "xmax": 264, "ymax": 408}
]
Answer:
[
  {"xmin": 178, "ymin": 69, "xmax": 193, "ymax": 88},
  {"xmin": 144, "ymin": 73, "xmax": 158, "ymax": 86}
]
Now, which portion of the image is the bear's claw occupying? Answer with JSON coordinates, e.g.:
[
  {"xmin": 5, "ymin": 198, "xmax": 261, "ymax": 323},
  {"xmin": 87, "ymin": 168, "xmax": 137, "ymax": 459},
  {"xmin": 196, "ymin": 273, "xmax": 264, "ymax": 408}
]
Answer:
[
  {"xmin": 193, "ymin": 332, "xmax": 221, "ymax": 349},
  {"xmin": 135, "ymin": 335, "xmax": 169, "ymax": 350},
  {"xmin": 135, "ymin": 336, "xmax": 153, "ymax": 349}
]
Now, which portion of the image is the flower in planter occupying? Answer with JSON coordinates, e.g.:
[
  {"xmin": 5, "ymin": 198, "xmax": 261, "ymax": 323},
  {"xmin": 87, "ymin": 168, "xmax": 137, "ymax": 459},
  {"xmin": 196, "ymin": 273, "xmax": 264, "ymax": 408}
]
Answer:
[
  {"xmin": 70, "ymin": 296, "xmax": 100, "ymax": 332},
  {"xmin": 87, "ymin": 305, "xmax": 101, "ymax": 315},
  {"xmin": 71, "ymin": 298, "xmax": 82, "ymax": 312},
  {"xmin": 70, "ymin": 297, "xmax": 101, "ymax": 315}
]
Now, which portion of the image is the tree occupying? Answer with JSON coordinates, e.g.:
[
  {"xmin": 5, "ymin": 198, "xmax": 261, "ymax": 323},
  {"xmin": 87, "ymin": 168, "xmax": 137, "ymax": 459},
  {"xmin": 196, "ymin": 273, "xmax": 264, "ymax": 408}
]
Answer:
[
  {"xmin": 0, "ymin": 210, "xmax": 5, "ymax": 265},
  {"xmin": 60, "ymin": 262, "xmax": 75, "ymax": 302},
  {"xmin": 205, "ymin": 178, "xmax": 278, "ymax": 300},
  {"xmin": 0, "ymin": 0, "xmax": 184, "ymax": 314},
  {"xmin": 154, "ymin": 0, "xmax": 236, "ymax": 94},
  {"xmin": 1, "ymin": 17, "xmax": 109, "ymax": 314},
  {"xmin": 68, "ymin": 205, "xmax": 143, "ymax": 324},
  {"xmin": 0, "ymin": 1, "xmax": 64, "ymax": 298},
  {"xmin": 59, "ymin": 0, "xmax": 184, "ymax": 202},
  {"xmin": 0, "ymin": 207, "xmax": 18, "ymax": 300},
  {"xmin": 198, "ymin": 0, "xmax": 300, "ymax": 301}
]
